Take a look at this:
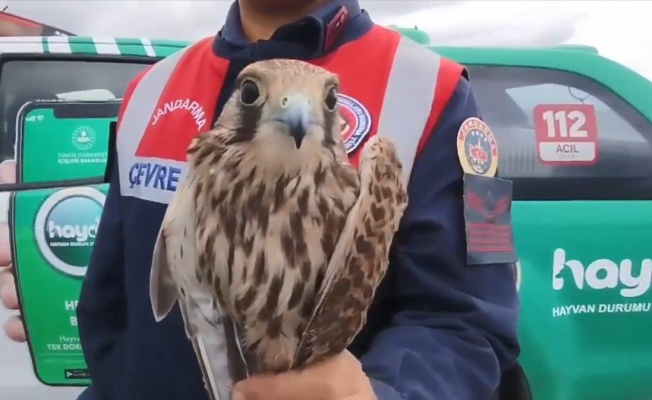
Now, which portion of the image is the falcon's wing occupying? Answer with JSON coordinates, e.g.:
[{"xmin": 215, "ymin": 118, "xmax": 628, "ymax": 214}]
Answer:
[
  {"xmin": 294, "ymin": 136, "xmax": 408, "ymax": 366},
  {"xmin": 149, "ymin": 169, "xmax": 246, "ymax": 400}
]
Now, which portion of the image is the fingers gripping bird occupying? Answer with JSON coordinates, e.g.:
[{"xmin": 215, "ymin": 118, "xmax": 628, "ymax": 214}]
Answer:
[{"xmin": 149, "ymin": 59, "xmax": 408, "ymax": 400}]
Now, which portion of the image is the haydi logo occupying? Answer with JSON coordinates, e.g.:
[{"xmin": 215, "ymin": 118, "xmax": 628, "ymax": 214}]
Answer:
[
  {"xmin": 34, "ymin": 188, "xmax": 105, "ymax": 278},
  {"xmin": 151, "ymin": 98, "xmax": 207, "ymax": 131},
  {"xmin": 552, "ymin": 248, "xmax": 652, "ymax": 298}
]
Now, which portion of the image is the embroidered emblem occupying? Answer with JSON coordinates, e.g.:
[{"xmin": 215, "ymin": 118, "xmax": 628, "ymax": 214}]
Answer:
[
  {"xmin": 338, "ymin": 94, "xmax": 371, "ymax": 154},
  {"xmin": 456, "ymin": 117, "xmax": 498, "ymax": 177}
]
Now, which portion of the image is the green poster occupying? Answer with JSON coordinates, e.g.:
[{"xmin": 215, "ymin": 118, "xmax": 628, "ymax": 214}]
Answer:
[
  {"xmin": 16, "ymin": 101, "xmax": 118, "ymax": 183},
  {"xmin": 10, "ymin": 185, "xmax": 107, "ymax": 385}
]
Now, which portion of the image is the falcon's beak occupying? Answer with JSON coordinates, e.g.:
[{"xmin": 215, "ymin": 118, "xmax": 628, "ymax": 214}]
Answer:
[{"xmin": 279, "ymin": 94, "xmax": 311, "ymax": 148}]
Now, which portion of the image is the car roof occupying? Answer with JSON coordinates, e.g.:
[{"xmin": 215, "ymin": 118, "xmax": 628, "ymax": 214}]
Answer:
[
  {"xmin": 0, "ymin": 34, "xmax": 601, "ymax": 59},
  {"xmin": 0, "ymin": 36, "xmax": 191, "ymax": 58}
]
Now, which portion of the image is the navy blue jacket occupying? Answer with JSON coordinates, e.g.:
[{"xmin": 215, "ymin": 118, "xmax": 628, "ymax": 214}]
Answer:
[{"xmin": 76, "ymin": 1, "xmax": 519, "ymax": 399}]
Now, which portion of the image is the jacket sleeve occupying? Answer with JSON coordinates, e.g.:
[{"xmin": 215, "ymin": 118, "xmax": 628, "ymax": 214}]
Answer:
[
  {"xmin": 77, "ymin": 72, "xmax": 145, "ymax": 398},
  {"xmin": 77, "ymin": 161, "xmax": 126, "ymax": 398},
  {"xmin": 360, "ymin": 76, "xmax": 520, "ymax": 400}
]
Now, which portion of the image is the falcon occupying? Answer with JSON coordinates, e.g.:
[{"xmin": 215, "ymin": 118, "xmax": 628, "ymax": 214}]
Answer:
[{"xmin": 149, "ymin": 59, "xmax": 408, "ymax": 400}]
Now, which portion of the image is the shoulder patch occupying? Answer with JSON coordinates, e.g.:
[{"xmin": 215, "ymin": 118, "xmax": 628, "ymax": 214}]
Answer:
[
  {"xmin": 463, "ymin": 173, "xmax": 517, "ymax": 265},
  {"xmin": 338, "ymin": 94, "xmax": 371, "ymax": 154},
  {"xmin": 456, "ymin": 117, "xmax": 498, "ymax": 177}
]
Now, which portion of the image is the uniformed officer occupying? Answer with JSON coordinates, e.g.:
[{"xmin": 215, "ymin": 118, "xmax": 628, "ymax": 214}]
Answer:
[{"xmin": 0, "ymin": 1, "xmax": 520, "ymax": 399}]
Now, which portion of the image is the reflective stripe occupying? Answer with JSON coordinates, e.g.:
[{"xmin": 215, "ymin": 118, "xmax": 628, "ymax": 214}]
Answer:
[
  {"xmin": 122, "ymin": 157, "xmax": 188, "ymax": 204},
  {"xmin": 0, "ymin": 36, "xmax": 188, "ymax": 56},
  {"xmin": 118, "ymin": 46, "xmax": 190, "ymax": 204},
  {"xmin": 0, "ymin": 36, "xmax": 44, "ymax": 52},
  {"xmin": 92, "ymin": 37, "xmax": 121, "ymax": 54},
  {"xmin": 141, "ymin": 38, "xmax": 157, "ymax": 57},
  {"xmin": 46, "ymin": 36, "xmax": 71, "ymax": 53},
  {"xmin": 377, "ymin": 36, "xmax": 441, "ymax": 183}
]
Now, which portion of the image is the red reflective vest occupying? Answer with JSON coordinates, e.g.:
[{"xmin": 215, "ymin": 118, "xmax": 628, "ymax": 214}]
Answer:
[{"xmin": 116, "ymin": 26, "xmax": 464, "ymax": 204}]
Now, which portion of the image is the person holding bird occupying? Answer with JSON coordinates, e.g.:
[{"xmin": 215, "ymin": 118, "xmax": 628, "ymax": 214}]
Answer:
[{"xmin": 0, "ymin": 1, "xmax": 522, "ymax": 400}]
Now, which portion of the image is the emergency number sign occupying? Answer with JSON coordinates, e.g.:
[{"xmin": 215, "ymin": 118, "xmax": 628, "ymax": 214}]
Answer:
[{"xmin": 533, "ymin": 104, "xmax": 599, "ymax": 165}]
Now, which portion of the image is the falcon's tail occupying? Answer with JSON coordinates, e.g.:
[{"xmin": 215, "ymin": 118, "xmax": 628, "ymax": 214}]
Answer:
[
  {"xmin": 294, "ymin": 136, "xmax": 408, "ymax": 367},
  {"xmin": 180, "ymin": 293, "xmax": 249, "ymax": 400},
  {"xmin": 149, "ymin": 169, "xmax": 250, "ymax": 400},
  {"xmin": 150, "ymin": 225, "xmax": 179, "ymax": 322}
]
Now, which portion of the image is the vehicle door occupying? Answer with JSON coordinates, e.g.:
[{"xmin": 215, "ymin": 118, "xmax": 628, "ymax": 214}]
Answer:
[{"xmin": 437, "ymin": 46, "xmax": 652, "ymax": 400}]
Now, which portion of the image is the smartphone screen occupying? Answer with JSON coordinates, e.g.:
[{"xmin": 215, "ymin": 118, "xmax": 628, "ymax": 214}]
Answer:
[
  {"xmin": 10, "ymin": 100, "xmax": 117, "ymax": 386},
  {"xmin": 15, "ymin": 100, "xmax": 120, "ymax": 183},
  {"xmin": 10, "ymin": 185, "xmax": 107, "ymax": 386}
]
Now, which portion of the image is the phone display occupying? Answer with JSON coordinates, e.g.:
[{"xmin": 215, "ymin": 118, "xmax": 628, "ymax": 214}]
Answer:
[
  {"xmin": 10, "ymin": 184, "xmax": 107, "ymax": 386},
  {"xmin": 10, "ymin": 100, "xmax": 117, "ymax": 386},
  {"xmin": 15, "ymin": 100, "xmax": 120, "ymax": 183}
]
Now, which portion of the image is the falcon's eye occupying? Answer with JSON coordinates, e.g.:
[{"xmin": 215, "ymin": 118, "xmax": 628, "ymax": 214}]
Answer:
[
  {"xmin": 240, "ymin": 79, "xmax": 260, "ymax": 105},
  {"xmin": 324, "ymin": 87, "xmax": 338, "ymax": 111}
]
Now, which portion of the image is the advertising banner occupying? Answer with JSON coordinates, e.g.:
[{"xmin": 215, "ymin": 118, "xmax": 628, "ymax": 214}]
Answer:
[{"xmin": 0, "ymin": 11, "xmax": 75, "ymax": 37}]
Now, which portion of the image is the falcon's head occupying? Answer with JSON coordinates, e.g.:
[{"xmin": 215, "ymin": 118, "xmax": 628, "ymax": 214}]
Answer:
[{"xmin": 216, "ymin": 59, "xmax": 343, "ymax": 168}]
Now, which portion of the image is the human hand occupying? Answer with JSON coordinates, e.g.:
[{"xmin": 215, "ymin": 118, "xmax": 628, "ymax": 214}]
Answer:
[
  {"xmin": 0, "ymin": 263, "xmax": 24, "ymax": 342},
  {"xmin": 0, "ymin": 159, "xmax": 15, "ymax": 184},
  {"xmin": 0, "ymin": 159, "xmax": 24, "ymax": 342},
  {"xmin": 232, "ymin": 351, "xmax": 376, "ymax": 400}
]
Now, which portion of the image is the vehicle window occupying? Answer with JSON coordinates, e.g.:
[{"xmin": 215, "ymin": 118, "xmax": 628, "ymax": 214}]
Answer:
[
  {"xmin": 0, "ymin": 60, "xmax": 151, "ymax": 162},
  {"xmin": 467, "ymin": 65, "xmax": 652, "ymax": 200}
]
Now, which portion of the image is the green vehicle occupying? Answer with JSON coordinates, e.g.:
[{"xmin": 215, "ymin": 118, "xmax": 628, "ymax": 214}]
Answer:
[{"xmin": 0, "ymin": 30, "xmax": 649, "ymax": 400}]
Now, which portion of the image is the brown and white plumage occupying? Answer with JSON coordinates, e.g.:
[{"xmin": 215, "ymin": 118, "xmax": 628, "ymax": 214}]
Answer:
[{"xmin": 149, "ymin": 59, "xmax": 407, "ymax": 400}]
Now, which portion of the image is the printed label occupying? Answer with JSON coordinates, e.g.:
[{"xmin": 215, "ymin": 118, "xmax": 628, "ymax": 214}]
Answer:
[
  {"xmin": 550, "ymin": 248, "xmax": 652, "ymax": 318},
  {"xmin": 151, "ymin": 97, "xmax": 207, "ymax": 131},
  {"xmin": 533, "ymin": 104, "xmax": 599, "ymax": 165}
]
